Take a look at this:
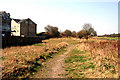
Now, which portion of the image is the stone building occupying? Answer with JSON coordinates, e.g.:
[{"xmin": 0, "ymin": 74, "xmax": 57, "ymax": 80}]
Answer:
[
  {"xmin": 11, "ymin": 18, "xmax": 37, "ymax": 37},
  {"xmin": 0, "ymin": 11, "xmax": 11, "ymax": 36}
]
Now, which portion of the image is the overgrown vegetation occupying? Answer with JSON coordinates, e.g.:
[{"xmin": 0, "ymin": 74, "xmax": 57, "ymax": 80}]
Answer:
[
  {"xmin": 2, "ymin": 37, "xmax": 118, "ymax": 78},
  {"xmin": 63, "ymin": 38, "xmax": 118, "ymax": 78},
  {"xmin": 2, "ymin": 38, "xmax": 78, "ymax": 78}
]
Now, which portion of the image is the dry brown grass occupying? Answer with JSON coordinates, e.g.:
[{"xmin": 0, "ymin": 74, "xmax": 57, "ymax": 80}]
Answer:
[
  {"xmin": 2, "ymin": 38, "xmax": 75, "ymax": 78},
  {"xmin": 75, "ymin": 39, "xmax": 118, "ymax": 78},
  {"xmin": 2, "ymin": 37, "xmax": 119, "ymax": 78}
]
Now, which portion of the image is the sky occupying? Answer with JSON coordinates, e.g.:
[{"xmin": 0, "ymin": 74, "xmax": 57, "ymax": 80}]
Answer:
[{"xmin": 0, "ymin": 0, "xmax": 119, "ymax": 35}]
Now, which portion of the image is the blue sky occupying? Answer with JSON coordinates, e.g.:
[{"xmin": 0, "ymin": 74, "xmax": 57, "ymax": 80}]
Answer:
[{"xmin": 0, "ymin": 0, "xmax": 119, "ymax": 35}]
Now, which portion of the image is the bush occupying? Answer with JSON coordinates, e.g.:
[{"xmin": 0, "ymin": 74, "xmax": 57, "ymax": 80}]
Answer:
[
  {"xmin": 77, "ymin": 30, "xmax": 87, "ymax": 39},
  {"xmin": 72, "ymin": 31, "xmax": 77, "ymax": 37},
  {"xmin": 64, "ymin": 29, "xmax": 72, "ymax": 37}
]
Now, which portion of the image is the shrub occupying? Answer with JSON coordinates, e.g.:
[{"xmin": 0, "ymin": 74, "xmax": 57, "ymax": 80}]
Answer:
[
  {"xmin": 77, "ymin": 30, "xmax": 87, "ymax": 39},
  {"xmin": 64, "ymin": 29, "xmax": 72, "ymax": 37},
  {"xmin": 72, "ymin": 31, "xmax": 77, "ymax": 37}
]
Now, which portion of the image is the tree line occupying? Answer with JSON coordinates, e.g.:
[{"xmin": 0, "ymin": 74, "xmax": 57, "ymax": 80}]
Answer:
[{"xmin": 37, "ymin": 23, "xmax": 97, "ymax": 39}]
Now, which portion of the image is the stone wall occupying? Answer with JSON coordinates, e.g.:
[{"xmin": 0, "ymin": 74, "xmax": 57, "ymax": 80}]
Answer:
[{"xmin": 2, "ymin": 36, "xmax": 48, "ymax": 48}]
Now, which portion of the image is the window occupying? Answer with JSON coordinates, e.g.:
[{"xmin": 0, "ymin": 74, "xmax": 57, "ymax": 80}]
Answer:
[
  {"xmin": 26, "ymin": 21, "xmax": 28, "ymax": 24},
  {"xmin": 2, "ymin": 34, "xmax": 5, "ymax": 36},
  {"xmin": 30, "ymin": 22, "xmax": 32, "ymax": 24},
  {"xmin": 21, "ymin": 35, "xmax": 24, "ymax": 37}
]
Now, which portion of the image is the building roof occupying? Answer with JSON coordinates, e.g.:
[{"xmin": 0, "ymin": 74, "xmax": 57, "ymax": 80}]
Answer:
[
  {"xmin": 12, "ymin": 18, "xmax": 36, "ymax": 24},
  {"xmin": 12, "ymin": 19, "xmax": 25, "ymax": 23},
  {"xmin": 13, "ymin": 19, "xmax": 22, "ymax": 23}
]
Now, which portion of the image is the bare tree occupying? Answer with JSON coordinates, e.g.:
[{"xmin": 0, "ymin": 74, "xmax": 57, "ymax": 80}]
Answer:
[
  {"xmin": 82, "ymin": 23, "xmax": 97, "ymax": 36},
  {"xmin": 44, "ymin": 25, "xmax": 60, "ymax": 37}
]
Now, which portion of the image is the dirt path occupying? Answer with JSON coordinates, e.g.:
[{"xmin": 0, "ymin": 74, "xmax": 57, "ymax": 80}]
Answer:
[{"xmin": 32, "ymin": 45, "xmax": 74, "ymax": 78}]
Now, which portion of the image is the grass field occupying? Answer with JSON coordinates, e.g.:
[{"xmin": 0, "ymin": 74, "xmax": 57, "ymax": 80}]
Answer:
[
  {"xmin": 2, "ymin": 37, "xmax": 119, "ymax": 78},
  {"xmin": 93, "ymin": 36, "xmax": 118, "ymax": 40}
]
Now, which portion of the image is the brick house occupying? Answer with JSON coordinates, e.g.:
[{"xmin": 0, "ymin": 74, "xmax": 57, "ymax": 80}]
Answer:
[{"xmin": 11, "ymin": 18, "xmax": 37, "ymax": 37}]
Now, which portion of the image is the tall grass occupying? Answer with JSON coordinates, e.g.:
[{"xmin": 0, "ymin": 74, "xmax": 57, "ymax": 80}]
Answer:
[
  {"xmin": 2, "ymin": 38, "xmax": 73, "ymax": 78},
  {"xmin": 78, "ymin": 39, "xmax": 118, "ymax": 78}
]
